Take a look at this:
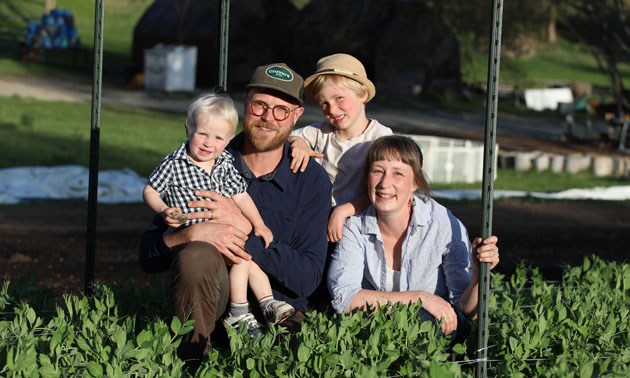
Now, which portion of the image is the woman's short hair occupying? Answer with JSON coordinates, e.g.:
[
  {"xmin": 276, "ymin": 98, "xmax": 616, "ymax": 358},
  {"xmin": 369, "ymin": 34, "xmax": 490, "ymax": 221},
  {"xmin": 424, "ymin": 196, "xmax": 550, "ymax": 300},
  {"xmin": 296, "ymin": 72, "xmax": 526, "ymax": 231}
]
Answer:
[
  {"xmin": 185, "ymin": 92, "xmax": 239, "ymax": 139},
  {"xmin": 364, "ymin": 135, "xmax": 431, "ymax": 199},
  {"xmin": 305, "ymin": 74, "xmax": 368, "ymax": 104}
]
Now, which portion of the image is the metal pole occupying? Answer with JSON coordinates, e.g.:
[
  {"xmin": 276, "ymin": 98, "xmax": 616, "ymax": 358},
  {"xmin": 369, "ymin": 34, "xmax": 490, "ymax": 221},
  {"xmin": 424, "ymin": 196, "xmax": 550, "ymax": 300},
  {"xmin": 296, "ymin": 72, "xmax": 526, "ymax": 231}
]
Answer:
[
  {"xmin": 85, "ymin": 0, "xmax": 105, "ymax": 296},
  {"xmin": 619, "ymin": 116, "xmax": 628, "ymax": 151},
  {"xmin": 218, "ymin": 0, "xmax": 230, "ymax": 91},
  {"xmin": 477, "ymin": 0, "xmax": 504, "ymax": 377}
]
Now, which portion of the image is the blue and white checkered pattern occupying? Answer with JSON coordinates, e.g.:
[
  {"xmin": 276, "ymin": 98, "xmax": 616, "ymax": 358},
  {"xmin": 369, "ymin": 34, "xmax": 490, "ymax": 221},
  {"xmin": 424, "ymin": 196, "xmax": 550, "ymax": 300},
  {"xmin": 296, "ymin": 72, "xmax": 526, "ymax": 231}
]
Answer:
[{"xmin": 148, "ymin": 142, "xmax": 247, "ymax": 226}]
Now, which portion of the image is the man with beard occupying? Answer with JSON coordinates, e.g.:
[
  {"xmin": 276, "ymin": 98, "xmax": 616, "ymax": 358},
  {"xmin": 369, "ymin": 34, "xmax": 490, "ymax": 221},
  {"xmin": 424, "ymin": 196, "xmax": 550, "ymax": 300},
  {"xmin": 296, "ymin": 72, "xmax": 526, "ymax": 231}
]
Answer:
[{"xmin": 138, "ymin": 63, "xmax": 332, "ymax": 368}]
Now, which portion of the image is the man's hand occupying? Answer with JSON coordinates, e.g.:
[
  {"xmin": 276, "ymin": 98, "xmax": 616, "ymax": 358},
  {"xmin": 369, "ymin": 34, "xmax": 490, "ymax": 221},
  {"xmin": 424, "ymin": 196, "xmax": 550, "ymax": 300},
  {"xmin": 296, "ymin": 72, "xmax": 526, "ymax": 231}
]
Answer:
[
  {"xmin": 188, "ymin": 190, "xmax": 253, "ymax": 235},
  {"xmin": 165, "ymin": 220, "xmax": 252, "ymax": 265}
]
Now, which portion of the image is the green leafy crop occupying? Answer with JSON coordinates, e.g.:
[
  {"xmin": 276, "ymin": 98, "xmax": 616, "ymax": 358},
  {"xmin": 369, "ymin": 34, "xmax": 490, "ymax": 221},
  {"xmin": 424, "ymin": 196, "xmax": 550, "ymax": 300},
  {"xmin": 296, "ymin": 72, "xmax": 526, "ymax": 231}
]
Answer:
[{"xmin": 1, "ymin": 256, "xmax": 629, "ymax": 377}]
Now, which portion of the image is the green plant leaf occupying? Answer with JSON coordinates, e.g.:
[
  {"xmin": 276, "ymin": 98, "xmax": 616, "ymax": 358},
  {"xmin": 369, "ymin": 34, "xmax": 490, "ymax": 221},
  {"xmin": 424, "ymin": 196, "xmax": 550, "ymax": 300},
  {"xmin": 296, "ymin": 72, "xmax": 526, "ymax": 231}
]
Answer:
[
  {"xmin": 87, "ymin": 361, "xmax": 103, "ymax": 377},
  {"xmin": 297, "ymin": 344, "xmax": 311, "ymax": 363},
  {"xmin": 452, "ymin": 343, "xmax": 466, "ymax": 355}
]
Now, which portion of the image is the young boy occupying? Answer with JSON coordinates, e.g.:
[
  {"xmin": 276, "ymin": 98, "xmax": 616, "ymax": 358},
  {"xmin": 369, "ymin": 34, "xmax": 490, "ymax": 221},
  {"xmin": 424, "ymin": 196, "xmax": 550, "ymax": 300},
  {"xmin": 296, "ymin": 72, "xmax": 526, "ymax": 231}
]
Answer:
[
  {"xmin": 143, "ymin": 93, "xmax": 294, "ymax": 336},
  {"xmin": 289, "ymin": 53, "xmax": 393, "ymax": 242}
]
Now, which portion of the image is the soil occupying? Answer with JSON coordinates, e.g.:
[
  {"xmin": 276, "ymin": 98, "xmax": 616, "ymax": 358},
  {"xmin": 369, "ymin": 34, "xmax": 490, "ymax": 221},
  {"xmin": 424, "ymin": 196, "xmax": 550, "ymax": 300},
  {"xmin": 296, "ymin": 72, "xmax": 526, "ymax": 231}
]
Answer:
[{"xmin": 1, "ymin": 195, "xmax": 629, "ymax": 297}]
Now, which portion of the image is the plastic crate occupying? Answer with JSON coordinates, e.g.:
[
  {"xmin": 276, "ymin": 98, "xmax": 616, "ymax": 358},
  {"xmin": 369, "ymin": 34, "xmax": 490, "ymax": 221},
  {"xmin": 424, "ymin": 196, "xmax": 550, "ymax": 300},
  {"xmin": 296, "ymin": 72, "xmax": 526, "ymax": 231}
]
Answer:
[
  {"xmin": 144, "ymin": 45, "xmax": 197, "ymax": 92},
  {"xmin": 401, "ymin": 134, "xmax": 498, "ymax": 184}
]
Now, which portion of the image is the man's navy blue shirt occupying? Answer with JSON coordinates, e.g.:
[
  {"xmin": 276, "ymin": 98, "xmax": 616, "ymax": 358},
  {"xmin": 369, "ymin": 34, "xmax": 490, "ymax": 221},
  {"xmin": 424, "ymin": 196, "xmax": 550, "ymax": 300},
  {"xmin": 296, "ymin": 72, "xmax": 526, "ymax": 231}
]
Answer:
[{"xmin": 139, "ymin": 133, "xmax": 332, "ymax": 311}]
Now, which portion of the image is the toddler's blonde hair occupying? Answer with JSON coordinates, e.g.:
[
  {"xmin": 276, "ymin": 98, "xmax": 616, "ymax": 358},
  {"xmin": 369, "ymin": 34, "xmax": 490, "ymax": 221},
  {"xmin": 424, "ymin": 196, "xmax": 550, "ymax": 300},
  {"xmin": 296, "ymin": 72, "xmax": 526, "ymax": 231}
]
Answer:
[{"xmin": 185, "ymin": 93, "xmax": 238, "ymax": 139}]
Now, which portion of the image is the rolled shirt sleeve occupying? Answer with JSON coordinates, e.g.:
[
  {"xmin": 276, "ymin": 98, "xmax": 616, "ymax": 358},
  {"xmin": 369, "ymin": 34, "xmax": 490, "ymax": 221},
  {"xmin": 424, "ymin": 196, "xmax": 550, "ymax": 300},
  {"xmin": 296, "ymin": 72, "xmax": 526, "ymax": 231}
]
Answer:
[{"xmin": 327, "ymin": 221, "xmax": 368, "ymax": 313}]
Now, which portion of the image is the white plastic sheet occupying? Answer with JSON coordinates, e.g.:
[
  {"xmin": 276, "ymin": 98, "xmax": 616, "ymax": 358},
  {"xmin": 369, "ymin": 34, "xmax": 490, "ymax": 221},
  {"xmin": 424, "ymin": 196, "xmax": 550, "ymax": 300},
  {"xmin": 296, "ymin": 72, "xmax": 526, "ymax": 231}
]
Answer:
[
  {"xmin": 0, "ymin": 166, "xmax": 146, "ymax": 204},
  {"xmin": 432, "ymin": 187, "xmax": 630, "ymax": 201},
  {"xmin": 1, "ymin": 166, "xmax": 628, "ymax": 204}
]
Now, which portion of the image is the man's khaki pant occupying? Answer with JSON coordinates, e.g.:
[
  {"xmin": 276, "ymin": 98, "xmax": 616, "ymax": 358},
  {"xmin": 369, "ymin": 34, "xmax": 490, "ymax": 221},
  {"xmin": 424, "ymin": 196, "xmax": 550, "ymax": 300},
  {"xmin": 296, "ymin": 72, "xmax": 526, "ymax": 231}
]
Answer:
[
  {"xmin": 169, "ymin": 240, "xmax": 308, "ymax": 369},
  {"xmin": 170, "ymin": 241, "xmax": 230, "ymax": 363}
]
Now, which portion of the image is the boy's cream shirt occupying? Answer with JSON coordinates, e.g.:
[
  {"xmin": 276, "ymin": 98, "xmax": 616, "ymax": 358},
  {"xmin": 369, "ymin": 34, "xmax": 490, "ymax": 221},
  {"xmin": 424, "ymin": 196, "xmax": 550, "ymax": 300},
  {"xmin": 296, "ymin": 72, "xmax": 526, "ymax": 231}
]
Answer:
[{"xmin": 291, "ymin": 119, "xmax": 392, "ymax": 206}]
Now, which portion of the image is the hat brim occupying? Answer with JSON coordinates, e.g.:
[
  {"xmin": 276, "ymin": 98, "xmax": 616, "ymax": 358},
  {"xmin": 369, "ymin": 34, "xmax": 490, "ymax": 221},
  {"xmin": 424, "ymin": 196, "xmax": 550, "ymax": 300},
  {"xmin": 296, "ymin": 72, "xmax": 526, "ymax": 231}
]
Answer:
[
  {"xmin": 304, "ymin": 72, "xmax": 376, "ymax": 103},
  {"xmin": 245, "ymin": 83, "xmax": 303, "ymax": 105}
]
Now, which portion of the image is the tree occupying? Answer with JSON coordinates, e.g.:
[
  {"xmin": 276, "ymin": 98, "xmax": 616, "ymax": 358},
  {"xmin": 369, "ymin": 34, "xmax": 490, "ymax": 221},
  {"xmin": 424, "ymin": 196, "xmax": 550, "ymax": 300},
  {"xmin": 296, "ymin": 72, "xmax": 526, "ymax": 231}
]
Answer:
[{"xmin": 554, "ymin": 0, "xmax": 630, "ymax": 110}]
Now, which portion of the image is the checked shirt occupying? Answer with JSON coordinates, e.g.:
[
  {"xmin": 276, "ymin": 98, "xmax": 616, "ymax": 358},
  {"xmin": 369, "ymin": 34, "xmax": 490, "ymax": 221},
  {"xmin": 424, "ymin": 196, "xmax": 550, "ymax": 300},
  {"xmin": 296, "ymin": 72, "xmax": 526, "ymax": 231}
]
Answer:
[{"xmin": 148, "ymin": 141, "xmax": 247, "ymax": 226}]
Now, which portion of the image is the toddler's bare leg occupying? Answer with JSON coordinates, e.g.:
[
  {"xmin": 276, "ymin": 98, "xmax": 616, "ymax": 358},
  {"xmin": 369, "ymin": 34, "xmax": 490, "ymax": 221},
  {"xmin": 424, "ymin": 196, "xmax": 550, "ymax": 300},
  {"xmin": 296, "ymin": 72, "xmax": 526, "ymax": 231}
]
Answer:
[
  {"xmin": 247, "ymin": 261, "xmax": 273, "ymax": 299},
  {"xmin": 229, "ymin": 260, "xmax": 252, "ymax": 303}
]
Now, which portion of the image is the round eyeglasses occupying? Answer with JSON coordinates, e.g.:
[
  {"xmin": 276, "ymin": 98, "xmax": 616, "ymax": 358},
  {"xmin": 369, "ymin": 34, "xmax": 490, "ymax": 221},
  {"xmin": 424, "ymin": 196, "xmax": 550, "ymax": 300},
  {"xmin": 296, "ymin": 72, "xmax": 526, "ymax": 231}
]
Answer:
[{"xmin": 248, "ymin": 98, "xmax": 300, "ymax": 121}]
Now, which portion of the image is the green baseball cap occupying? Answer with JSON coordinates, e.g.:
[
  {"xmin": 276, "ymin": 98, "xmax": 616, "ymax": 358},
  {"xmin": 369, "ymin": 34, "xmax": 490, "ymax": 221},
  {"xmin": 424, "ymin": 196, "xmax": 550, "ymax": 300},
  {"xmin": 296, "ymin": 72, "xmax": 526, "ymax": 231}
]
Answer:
[{"xmin": 246, "ymin": 63, "xmax": 304, "ymax": 104}]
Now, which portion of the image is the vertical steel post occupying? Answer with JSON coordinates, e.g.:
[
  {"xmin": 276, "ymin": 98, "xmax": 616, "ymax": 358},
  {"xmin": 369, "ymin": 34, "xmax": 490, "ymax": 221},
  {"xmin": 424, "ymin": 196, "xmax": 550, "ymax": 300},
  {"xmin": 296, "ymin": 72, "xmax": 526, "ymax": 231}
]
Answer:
[
  {"xmin": 85, "ymin": 0, "xmax": 105, "ymax": 296},
  {"xmin": 619, "ymin": 117, "xmax": 628, "ymax": 151},
  {"xmin": 218, "ymin": 0, "xmax": 230, "ymax": 91},
  {"xmin": 477, "ymin": 0, "xmax": 504, "ymax": 376}
]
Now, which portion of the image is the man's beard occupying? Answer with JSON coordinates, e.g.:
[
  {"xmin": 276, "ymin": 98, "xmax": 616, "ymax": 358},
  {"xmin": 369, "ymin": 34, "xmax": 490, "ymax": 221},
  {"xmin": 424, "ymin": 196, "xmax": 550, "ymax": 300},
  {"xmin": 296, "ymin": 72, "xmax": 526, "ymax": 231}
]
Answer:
[{"xmin": 243, "ymin": 119, "xmax": 291, "ymax": 152}]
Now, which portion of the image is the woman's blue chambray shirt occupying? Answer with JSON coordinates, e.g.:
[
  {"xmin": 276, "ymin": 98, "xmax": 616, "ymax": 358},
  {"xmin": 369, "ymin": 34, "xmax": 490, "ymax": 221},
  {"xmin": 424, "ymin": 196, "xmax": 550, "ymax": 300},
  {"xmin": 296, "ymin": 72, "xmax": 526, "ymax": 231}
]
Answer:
[{"xmin": 327, "ymin": 195, "xmax": 472, "ymax": 314}]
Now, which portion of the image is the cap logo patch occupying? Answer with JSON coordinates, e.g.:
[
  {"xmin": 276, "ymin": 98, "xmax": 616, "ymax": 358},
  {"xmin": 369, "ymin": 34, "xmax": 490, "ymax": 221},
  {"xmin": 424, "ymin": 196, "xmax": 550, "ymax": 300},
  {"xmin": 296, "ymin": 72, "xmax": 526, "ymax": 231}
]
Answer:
[{"xmin": 266, "ymin": 66, "xmax": 293, "ymax": 82}]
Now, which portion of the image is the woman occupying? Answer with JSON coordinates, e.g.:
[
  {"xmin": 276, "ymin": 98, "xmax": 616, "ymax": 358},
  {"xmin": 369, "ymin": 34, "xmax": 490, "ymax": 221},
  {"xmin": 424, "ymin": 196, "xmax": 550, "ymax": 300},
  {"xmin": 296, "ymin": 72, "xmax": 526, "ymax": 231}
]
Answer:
[{"xmin": 326, "ymin": 135, "xmax": 499, "ymax": 342}]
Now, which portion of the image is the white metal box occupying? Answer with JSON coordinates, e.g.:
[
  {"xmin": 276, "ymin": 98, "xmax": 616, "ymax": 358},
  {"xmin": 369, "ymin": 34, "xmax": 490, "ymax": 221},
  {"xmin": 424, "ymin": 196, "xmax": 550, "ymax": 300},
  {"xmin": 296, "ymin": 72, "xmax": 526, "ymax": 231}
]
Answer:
[{"xmin": 144, "ymin": 45, "xmax": 197, "ymax": 92}]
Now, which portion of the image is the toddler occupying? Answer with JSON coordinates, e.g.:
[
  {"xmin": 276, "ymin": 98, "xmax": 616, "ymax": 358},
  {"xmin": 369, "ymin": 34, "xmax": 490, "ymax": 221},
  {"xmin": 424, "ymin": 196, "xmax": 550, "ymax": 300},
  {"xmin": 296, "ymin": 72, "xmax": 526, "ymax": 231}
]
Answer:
[{"xmin": 143, "ymin": 93, "xmax": 294, "ymax": 336}]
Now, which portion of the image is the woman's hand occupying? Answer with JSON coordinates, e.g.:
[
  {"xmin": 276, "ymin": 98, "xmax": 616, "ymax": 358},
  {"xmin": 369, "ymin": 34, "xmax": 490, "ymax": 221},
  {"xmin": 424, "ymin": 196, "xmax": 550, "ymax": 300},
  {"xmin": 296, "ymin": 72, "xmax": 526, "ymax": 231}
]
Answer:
[
  {"xmin": 472, "ymin": 236, "xmax": 499, "ymax": 270},
  {"xmin": 419, "ymin": 292, "xmax": 458, "ymax": 335}
]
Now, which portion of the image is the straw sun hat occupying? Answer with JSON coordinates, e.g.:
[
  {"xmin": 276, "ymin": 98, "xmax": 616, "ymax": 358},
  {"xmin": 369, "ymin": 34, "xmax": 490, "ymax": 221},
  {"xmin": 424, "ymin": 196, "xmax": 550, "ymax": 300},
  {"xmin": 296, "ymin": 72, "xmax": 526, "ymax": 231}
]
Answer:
[{"xmin": 303, "ymin": 53, "xmax": 376, "ymax": 103}]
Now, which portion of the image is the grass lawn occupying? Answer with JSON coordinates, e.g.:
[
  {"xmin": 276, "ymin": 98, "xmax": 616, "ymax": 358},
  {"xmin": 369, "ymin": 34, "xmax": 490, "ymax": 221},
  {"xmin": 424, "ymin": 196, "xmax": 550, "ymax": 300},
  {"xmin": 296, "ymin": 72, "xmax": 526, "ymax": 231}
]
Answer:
[
  {"xmin": 463, "ymin": 39, "xmax": 630, "ymax": 92},
  {"xmin": 0, "ymin": 95, "xmax": 624, "ymax": 192},
  {"xmin": 432, "ymin": 169, "xmax": 627, "ymax": 193},
  {"xmin": 0, "ymin": 95, "xmax": 188, "ymax": 177}
]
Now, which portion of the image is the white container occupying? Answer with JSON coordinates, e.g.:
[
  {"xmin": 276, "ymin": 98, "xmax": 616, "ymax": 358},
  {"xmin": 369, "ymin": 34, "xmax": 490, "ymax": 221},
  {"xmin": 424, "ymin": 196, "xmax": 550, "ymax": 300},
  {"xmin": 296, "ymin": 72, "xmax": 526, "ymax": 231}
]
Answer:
[
  {"xmin": 402, "ymin": 134, "xmax": 497, "ymax": 184},
  {"xmin": 144, "ymin": 45, "xmax": 197, "ymax": 92},
  {"xmin": 523, "ymin": 87, "xmax": 573, "ymax": 111}
]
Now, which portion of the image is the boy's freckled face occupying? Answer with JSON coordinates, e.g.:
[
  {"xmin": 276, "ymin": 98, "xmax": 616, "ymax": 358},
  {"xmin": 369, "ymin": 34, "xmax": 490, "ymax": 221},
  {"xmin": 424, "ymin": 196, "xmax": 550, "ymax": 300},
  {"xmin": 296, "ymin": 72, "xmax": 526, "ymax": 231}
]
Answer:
[
  {"xmin": 315, "ymin": 84, "xmax": 368, "ymax": 135},
  {"xmin": 188, "ymin": 114, "xmax": 233, "ymax": 165}
]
